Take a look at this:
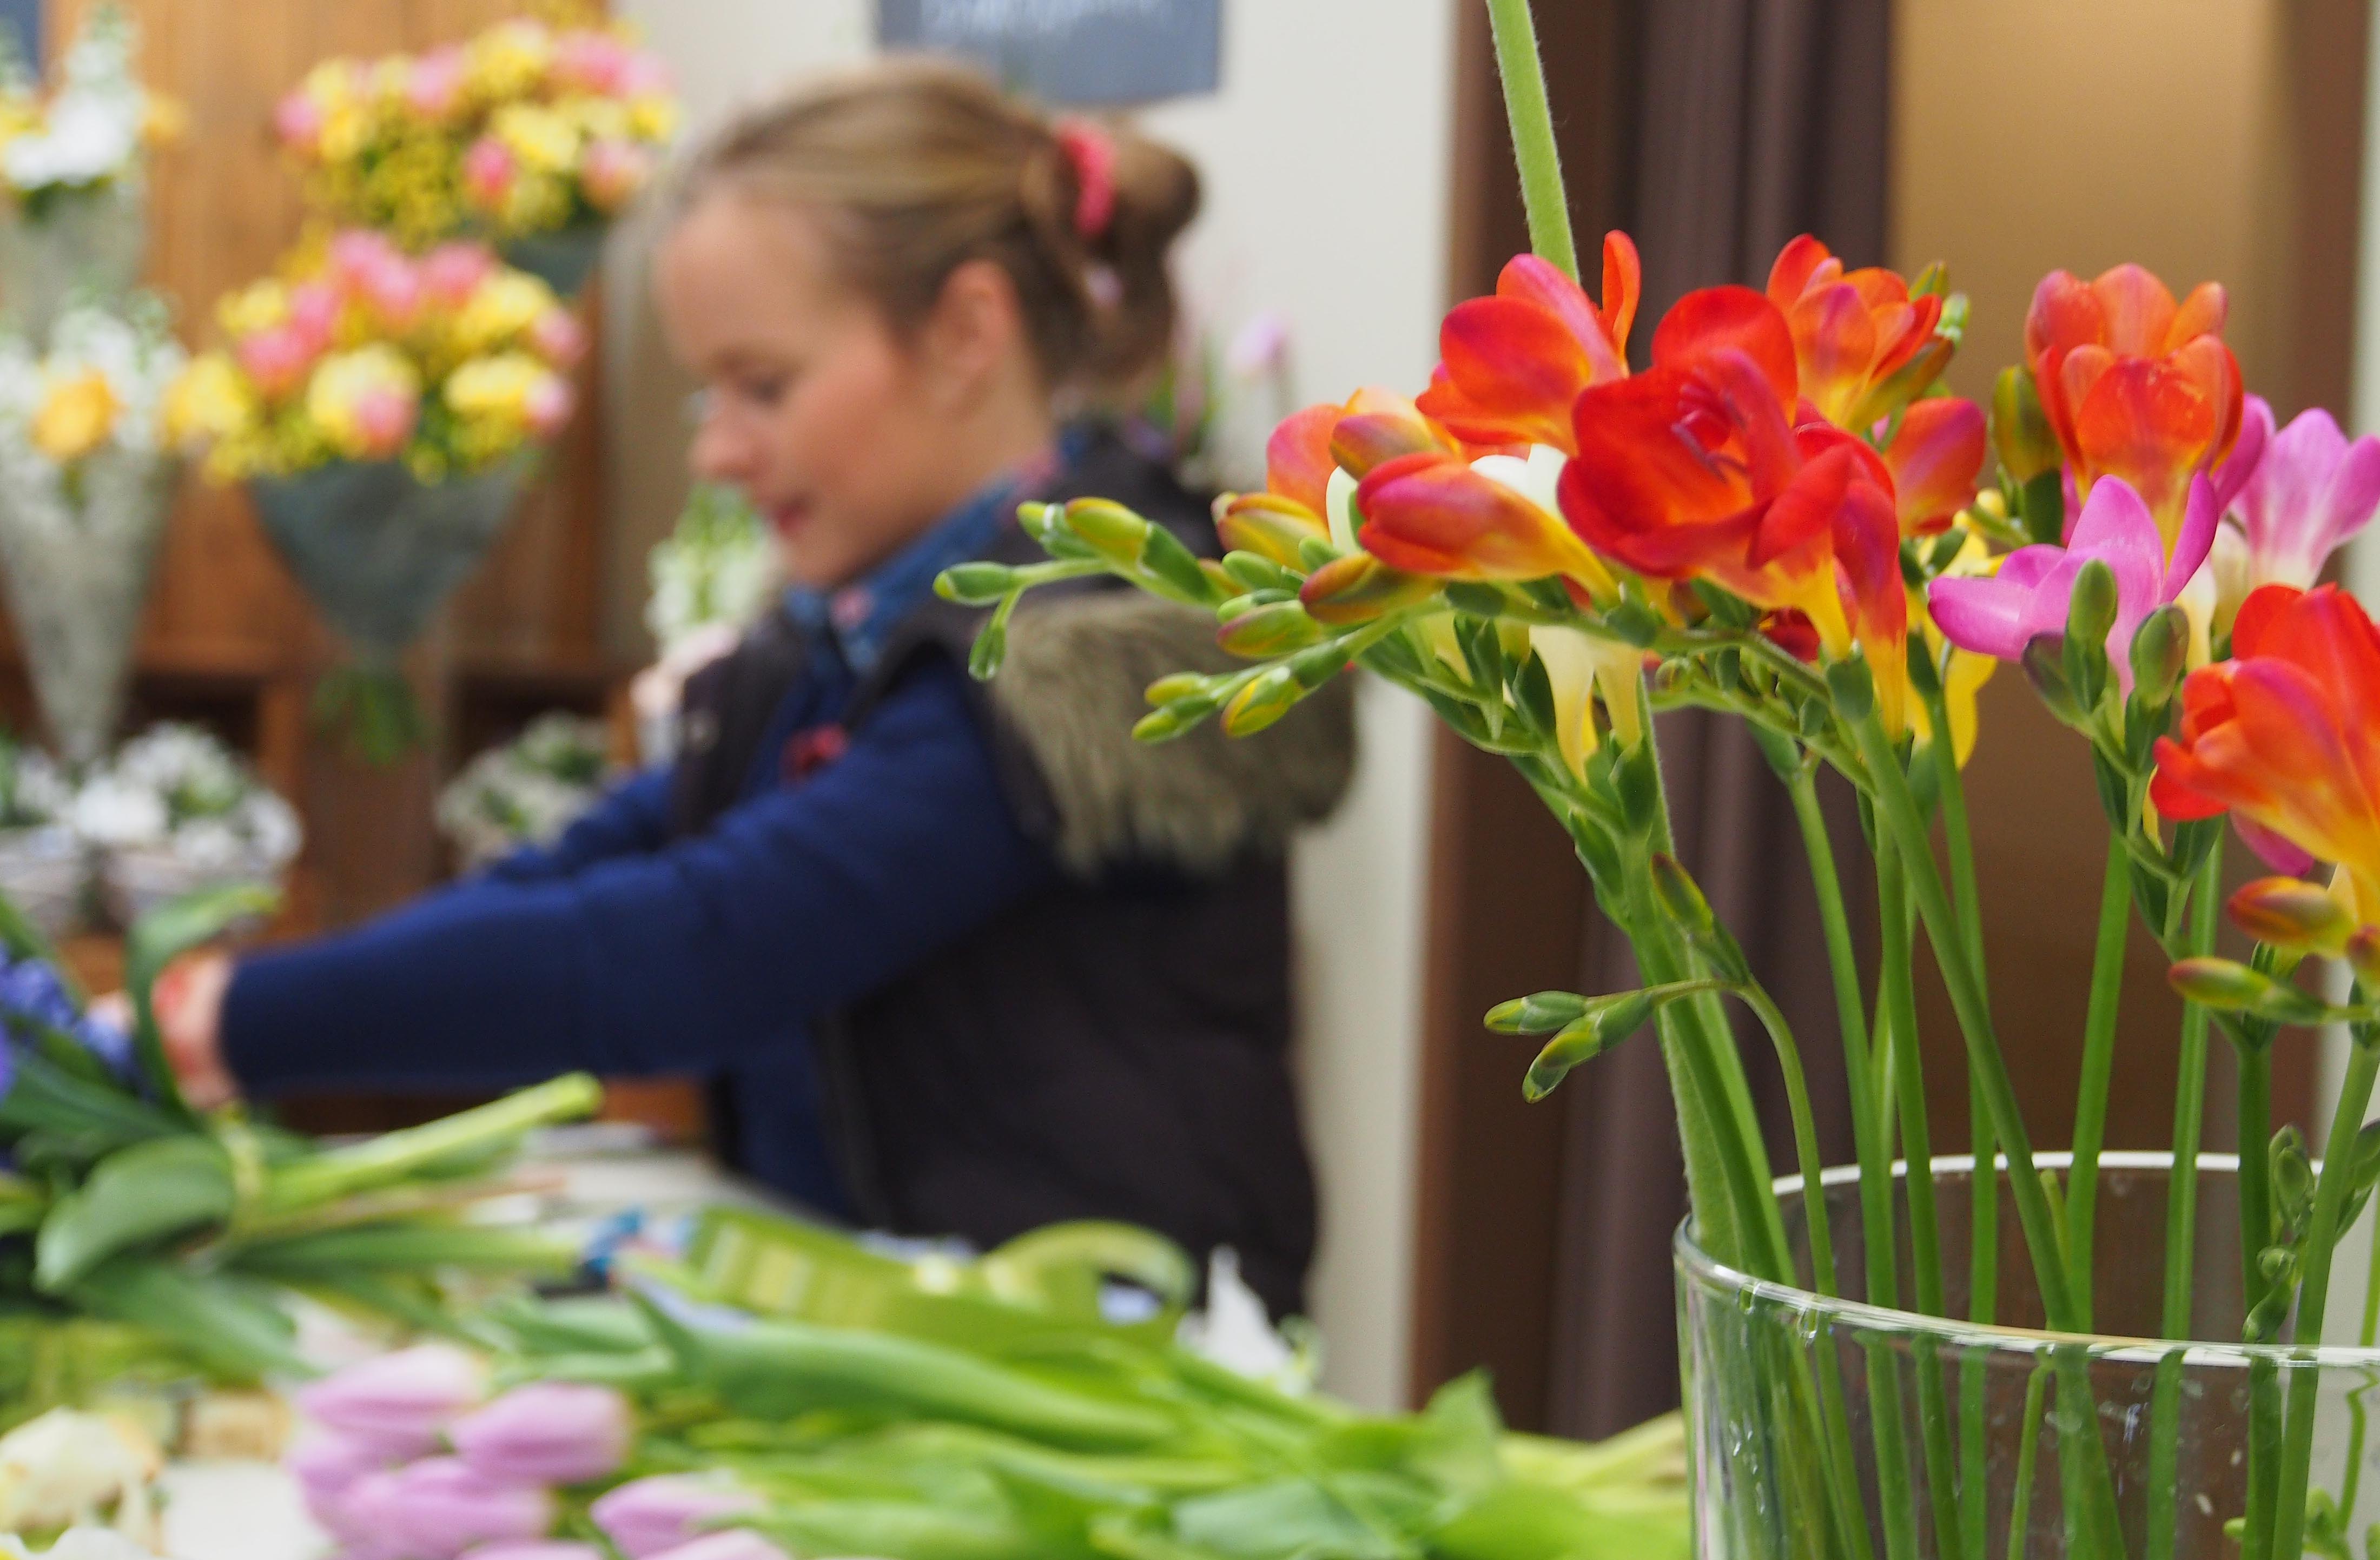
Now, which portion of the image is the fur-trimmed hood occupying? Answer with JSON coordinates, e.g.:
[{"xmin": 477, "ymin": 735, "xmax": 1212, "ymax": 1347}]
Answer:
[{"xmin": 989, "ymin": 592, "xmax": 1357, "ymax": 878}]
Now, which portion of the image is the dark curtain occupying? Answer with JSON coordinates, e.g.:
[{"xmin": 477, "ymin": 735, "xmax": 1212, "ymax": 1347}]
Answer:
[{"xmin": 1542, "ymin": 0, "xmax": 1894, "ymax": 1441}]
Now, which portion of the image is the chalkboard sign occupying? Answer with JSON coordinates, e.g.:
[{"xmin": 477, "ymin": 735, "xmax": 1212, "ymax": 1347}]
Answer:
[
  {"xmin": 878, "ymin": 0, "xmax": 1221, "ymax": 105},
  {"xmin": 0, "ymin": 0, "xmax": 36, "ymax": 71}
]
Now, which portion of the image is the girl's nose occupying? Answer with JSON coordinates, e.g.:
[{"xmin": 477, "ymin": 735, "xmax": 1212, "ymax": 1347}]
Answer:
[{"xmin": 688, "ymin": 411, "xmax": 755, "ymax": 486}]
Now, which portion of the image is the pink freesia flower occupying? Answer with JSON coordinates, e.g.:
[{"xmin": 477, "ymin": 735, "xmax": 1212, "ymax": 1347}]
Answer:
[
  {"xmin": 464, "ymin": 138, "xmax": 517, "ymax": 208},
  {"xmin": 449, "ymin": 1383, "xmax": 630, "ymax": 1486},
  {"xmin": 237, "ymin": 325, "xmax": 322, "ymax": 400},
  {"xmin": 1929, "ymin": 473, "xmax": 2216, "ymax": 692},
  {"xmin": 424, "ymin": 244, "xmax": 498, "ymax": 307},
  {"xmin": 294, "ymin": 1343, "xmax": 487, "ymax": 1460},
  {"xmin": 2212, "ymin": 394, "xmax": 2380, "ymax": 605},
  {"xmin": 591, "ymin": 1476, "xmax": 760, "ymax": 1560}
]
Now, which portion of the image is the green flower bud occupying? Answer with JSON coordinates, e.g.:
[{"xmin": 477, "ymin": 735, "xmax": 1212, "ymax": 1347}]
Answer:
[
  {"xmin": 1217, "ymin": 601, "xmax": 1324, "ymax": 658},
  {"xmin": 2066, "ymin": 558, "xmax": 2119, "ymax": 652},
  {"xmin": 1485, "ymin": 990, "xmax": 1592, "ymax": 1035},
  {"xmin": 2167, "ymin": 956, "xmax": 2273, "ymax": 1010},
  {"xmin": 1522, "ymin": 990, "xmax": 1656, "ymax": 1102},
  {"xmin": 1145, "ymin": 672, "xmax": 1212, "ymax": 707},
  {"xmin": 1649, "ymin": 852, "xmax": 1715, "ymax": 937},
  {"xmin": 935, "ymin": 562, "xmax": 1016, "ymax": 606},
  {"xmin": 1992, "ymin": 366, "xmax": 2061, "ymax": 484},
  {"xmin": 2128, "ymin": 604, "xmax": 2189, "ymax": 710},
  {"xmin": 1222, "ymin": 665, "xmax": 1306, "ymax": 736},
  {"xmin": 2227, "ymin": 877, "xmax": 2354, "ymax": 956},
  {"xmin": 1064, "ymin": 498, "xmax": 1154, "ymax": 567},
  {"xmin": 1221, "ymin": 550, "xmax": 1300, "ymax": 593}
]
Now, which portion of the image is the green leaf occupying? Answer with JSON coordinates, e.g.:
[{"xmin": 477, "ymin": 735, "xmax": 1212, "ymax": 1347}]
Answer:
[
  {"xmin": 36, "ymin": 1134, "xmax": 234, "ymax": 1292},
  {"xmin": 63, "ymin": 1254, "xmax": 307, "ymax": 1382}
]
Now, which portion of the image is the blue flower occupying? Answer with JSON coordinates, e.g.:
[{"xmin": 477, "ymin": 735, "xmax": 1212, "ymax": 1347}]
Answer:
[{"xmin": 0, "ymin": 951, "xmax": 126, "ymax": 1084}]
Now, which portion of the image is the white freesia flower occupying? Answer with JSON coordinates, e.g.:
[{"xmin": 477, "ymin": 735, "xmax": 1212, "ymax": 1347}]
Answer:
[{"xmin": 0, "ymin": 1409, "xmax": 162, "ymax": 1546}]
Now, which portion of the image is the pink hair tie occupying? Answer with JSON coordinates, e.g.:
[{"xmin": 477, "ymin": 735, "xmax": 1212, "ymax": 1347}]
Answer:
[{"xmin": 1053, "ymin": 117, "xmax": 1118, "ymax": 241}]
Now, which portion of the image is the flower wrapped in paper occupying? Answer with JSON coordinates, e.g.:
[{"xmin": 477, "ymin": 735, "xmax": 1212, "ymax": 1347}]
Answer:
[
  {"xmin": 170, "ymin": 232, "xmax": 583, "ymax": 761},
  {"xmin": 0, "ymin": 299, "xmax": 183, "ymax": 771}
]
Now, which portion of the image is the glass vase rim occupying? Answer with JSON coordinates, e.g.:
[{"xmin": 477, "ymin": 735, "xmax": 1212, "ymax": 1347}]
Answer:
[{"xmin": 1674, "ymin": 1149, "xmax": 2380, "ymax": 1368}]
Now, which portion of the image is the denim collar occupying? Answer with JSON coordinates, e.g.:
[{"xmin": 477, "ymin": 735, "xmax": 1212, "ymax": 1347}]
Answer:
[{"xmin": 782, "ymin": 435, "xmax": 1077, "ymax": 676}]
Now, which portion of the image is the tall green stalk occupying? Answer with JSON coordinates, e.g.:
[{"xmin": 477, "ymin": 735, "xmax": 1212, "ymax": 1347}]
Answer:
[
  {"xmin": 2266, "ymin": 1036, "xmax": 2380, "ymax": 1560},
  {"xmin": 2065, "ymin": 840, "xmax": 2132, "ymax": 1325},
  {"xmin": 2144, "ymin": 845, "xmax": 2220, "ymax": 1560},
  {"xmin": 2239, "ymin": 1040, "xmax": 2280, "ymax": 1560},
  {"xmin": 1482, "ymin": 0, "xmax": 1579, "ymax": 282},
  {"xmin": 1878, "ymin": 839, "xmax": 1966, "ymax": 1560}
]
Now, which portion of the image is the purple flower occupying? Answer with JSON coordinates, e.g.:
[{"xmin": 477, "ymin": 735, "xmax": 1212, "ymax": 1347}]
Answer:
[
  {"xmin": 343, "ymin": 1457, "xmax": 554, "ymax": 1560},
  {"xmin": 295, "ymin": 1344, "xmax": 487, "ymax": 1460},
  {"xmin": 646, "ymin": 1536, "xmax": 793, "ymax": 1560},
  {"xmin": 1929, "ymin": 474, "xmax": 2214, "ymax": 691},
  {"xmin": 2211, "ymin": 395, "xmax": 2380, "ymax": 619},
  {"xmin": 459, "ymin": 1545, "xmax": 607, "ymax": 1560},
  {"xmin": 449, "ymin": 1383, "xmax": 630, "ymax": 1486},
  {"xmin": 590, "ymin": 1476, "xmax": 761, "ymax": 1560},
  {"xmin": 286, "ymin": 1430, "xmax": 393, "ymax": 1535}
]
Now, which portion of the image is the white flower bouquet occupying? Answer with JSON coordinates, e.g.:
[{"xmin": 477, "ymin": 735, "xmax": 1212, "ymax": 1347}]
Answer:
[
  {"xmin": 73, "ymin": 723, "xmax": 299, "ymax": 926},
  {"xmin": 0, "ymin": 299, "xmax": 184, "ymax": 770},
  {"xmin": 0, "ymin": 6, "xmax": 176, "ymax": 342},
  {"xmin": 437, "ymin": 711, "xmax": 611, "ymax": 869}
]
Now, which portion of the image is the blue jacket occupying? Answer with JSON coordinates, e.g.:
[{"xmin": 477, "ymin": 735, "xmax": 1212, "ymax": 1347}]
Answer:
[{"xmin": 225, "ymin": 430, "xmax": 1348, "ymax": 1313}]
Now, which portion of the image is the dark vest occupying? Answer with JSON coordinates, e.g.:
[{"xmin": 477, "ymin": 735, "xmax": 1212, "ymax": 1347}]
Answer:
[{"xmin": 668, "ymin": 433, "xmax": 1347, "ymax": 1317}]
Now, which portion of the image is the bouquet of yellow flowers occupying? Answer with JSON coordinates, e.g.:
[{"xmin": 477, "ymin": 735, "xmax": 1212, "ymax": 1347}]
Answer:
[
  {"xmin": 272, "ymin": 17, "xmax": 676, "ymax": 287},
  {"xmin": 167, "ymin": 228, "xmax": 581, "ymax": 486},
  {"xmin": 169, "ymin": 230, "xmax": 584, "ymax": 761}
]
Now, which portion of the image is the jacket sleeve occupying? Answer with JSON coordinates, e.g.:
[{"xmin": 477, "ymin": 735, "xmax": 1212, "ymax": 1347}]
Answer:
[
  {"xmin": 221, "ymin": 659, "xmax": 1057, "ymax": 1093},
  {"xmin": 479, "ymin": 766, "xmax": 675, "ymax": 884}
]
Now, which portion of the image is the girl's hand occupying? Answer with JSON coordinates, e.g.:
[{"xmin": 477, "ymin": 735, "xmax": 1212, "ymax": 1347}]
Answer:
[{"xmin": 153, "ymin": 951, "xmax": 237, "ymax": 1109}]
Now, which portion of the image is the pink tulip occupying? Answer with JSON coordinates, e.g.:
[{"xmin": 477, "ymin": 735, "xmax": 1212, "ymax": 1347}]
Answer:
[
  {"xmin": 459, "ymin": 1546, "xmax": 605, "ymax": 1560},
  {"xmin": 590, "ymin": 1477, "xmax": 760, "ymax": 1560},
  {"xmin": 295, "ymin": 1344, "xmax": 487, "ymax": 1460},
  {"xmin": 424, "ymin": 244, "xmax": 498, "ymax": 307},
  {"xmin": 1929, "ymin": 474, "xmax": 2217, "ymax": 693},
  {"xmin": 274, "ymin": 91, "xmax": 326, "ymax": 151},
  {"xmin": 286, "ymin": 1431, "xmax": 391, "ymax": 1534},
  {"xmin": 449, "ymin": 1383, "xmax": 629, "ymax": 1486},
  {"xmin": 530, "ymin": 309, "xmax": 586, "ymax": 369},
  {"xmin": 407, "ymin": 47, "xmax": 467, "ymax": 120},
  {"xmin": 237, "ymin": 325, "xmax": 321, "ymax": 400},
  {"xmin": 348, "ymin": 1458, "xmax": 554, "ymax": 1560},
  {"xmin": 645, "ymin": 1536, "xmax": 790, "ymax": 1560},
  {"xmin": 464, "ymin": 138, "xmax": 517, "ymax": 208}
]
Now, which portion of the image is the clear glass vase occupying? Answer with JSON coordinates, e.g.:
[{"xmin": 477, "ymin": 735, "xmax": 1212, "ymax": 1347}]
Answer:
[{"xmin": 1677, "ymin": 1153, "xmax": 2380, "ymax": 1559}]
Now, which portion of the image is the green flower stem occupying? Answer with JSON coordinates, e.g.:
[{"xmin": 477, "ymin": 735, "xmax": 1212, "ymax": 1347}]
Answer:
[
  {"xmin": 1848, "ymin": 710, "xmax": 2078, "ymax": 1330},
  {"xmin": 2267, "ymin": 1035, "xmax": 2380, "ymax": 1560},
  {"xmin": 2065, "ymin": 838, "xmax": 2133, "ymax": 1325},
  {"xmin": 2005, "ymin": 1364, "xmax": 2052, "ymax": 1560},
  {"xmin": 1876, "ymin": 837, "xmax": 1966, "ymax": 1560},
  {"xmin": 1483, "ymin": 0, "xmax": 1579, "ymax": 282},
  {"xmin": 2238, "ymin": 1039, "xmax": 2279, "ymax": 1560},
  {"xmin": 1851, "ymin": 708, "xmax": 2125, "ymax": 1560},
  {"xmin": 2144, "ymin": 844, "xmax": 2222, "ymax": 1560}
]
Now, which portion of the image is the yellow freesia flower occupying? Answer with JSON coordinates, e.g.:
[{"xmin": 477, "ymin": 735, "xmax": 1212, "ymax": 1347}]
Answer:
[
  {"xmin": 627, "ymin": 94, "xmax": 677, "ymax": 144},
  {"xmin": 1908, "ymin": 531, "xmax": 2000, "ymax": 768},
  {"xmin": 217, "ymin": 280, "xmax": 290, "ymax": 339},
  {"xmin": 306, "ymin": 345, "xmax": 420, "ymax": 461},
  {"xmin": 161, "ymin": 353, "xmax": 257, "ymax": 451},
  {"xmin": 466, "ymin": 22, "xmax": 555, "ymax": 102},
  {"xmin": 454, "ymin": 273, "xmax": 558, "ymax": 355},
  {"xmin": 493, "ymin": 103, "xmax": 578, "ymax": 175}
]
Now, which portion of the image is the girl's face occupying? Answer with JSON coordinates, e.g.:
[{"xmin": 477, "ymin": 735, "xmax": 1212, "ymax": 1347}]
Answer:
[{"xmin": 657, "ymin": 193, "xmax": 985, "ymax": 590}]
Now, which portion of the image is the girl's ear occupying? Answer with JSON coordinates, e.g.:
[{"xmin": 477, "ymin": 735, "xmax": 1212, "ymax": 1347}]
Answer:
[{"xmin": 920, "ymin": 257, "xmax": 1032, "ymax": 406}]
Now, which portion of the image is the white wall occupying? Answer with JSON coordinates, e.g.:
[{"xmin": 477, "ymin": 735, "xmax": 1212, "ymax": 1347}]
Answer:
[{"xmin": 606, "ymin": 0, "xmax": 1456, "ymax": 1411}]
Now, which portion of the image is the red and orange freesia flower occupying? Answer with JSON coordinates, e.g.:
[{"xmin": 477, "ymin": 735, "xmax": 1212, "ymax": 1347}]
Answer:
[
  {"xmin": 2024, "ymin": 263, "xmax": 2245, "ymax": 555},
  {"xmin": 2152, "ymin": 583, "xmax": 2380, "ymax": 923},
  {"xmin": 1765, "ymin": 235, "xmax": 1953, "ymax": 433},
  {"xmin": 1416, "ymin": 233, "xmax": 1640, "ymax": 454}
]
